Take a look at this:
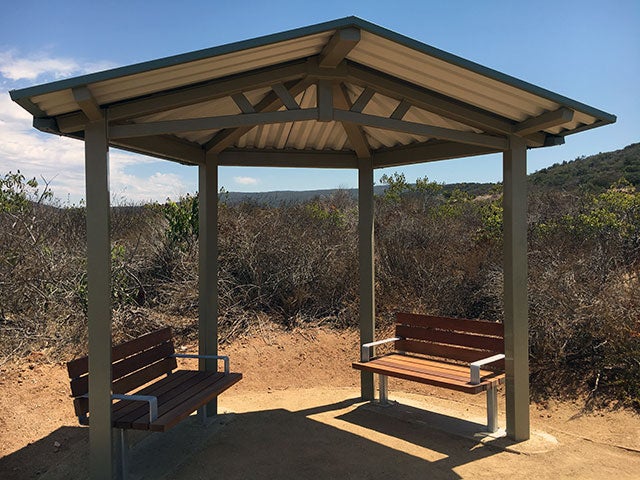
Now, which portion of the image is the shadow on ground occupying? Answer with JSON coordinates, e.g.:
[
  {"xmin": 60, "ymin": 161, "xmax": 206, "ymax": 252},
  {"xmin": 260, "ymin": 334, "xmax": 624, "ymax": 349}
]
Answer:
[{"xmin": 1, "ymin": 398, "xmax": 514, "ymax": 479}]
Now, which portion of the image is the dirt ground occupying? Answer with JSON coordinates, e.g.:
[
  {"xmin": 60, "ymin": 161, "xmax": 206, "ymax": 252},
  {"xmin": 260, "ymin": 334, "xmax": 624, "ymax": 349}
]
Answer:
[{"xmin": 1, "ymin": 324, "xmax": 638, "ymax": 479}]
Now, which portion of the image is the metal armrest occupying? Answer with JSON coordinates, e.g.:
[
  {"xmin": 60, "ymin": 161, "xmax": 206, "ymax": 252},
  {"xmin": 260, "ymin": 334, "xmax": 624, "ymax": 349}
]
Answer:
[
  {"xmin": 361, "ymin": 337, "xmax": 401, "ymax": 362},
  {"xmin": 172, "ymin": 354, "xmax": 230, "ymax": 374},
  {"xmin": 470, "ymin": 354, "xmax": 505, "ymax": 385},
  {"xmin": 111, "ymin": 394, "xmax": 158, "ymax": 422}
]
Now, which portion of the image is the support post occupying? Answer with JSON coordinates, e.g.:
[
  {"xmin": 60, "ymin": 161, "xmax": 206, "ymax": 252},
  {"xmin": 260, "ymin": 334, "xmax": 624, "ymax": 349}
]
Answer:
[
  {"xmin": 85, "ymin": 116, "xmax": 113, "ymax": 479},
  {"xmin": 358, "ymin": 157, "xmax": 375, "ymax": 400},
  {"xmin": 198, "ymin": 151, "xmax": 219, "ymax": 417},
  {"xmin": 503, "ymin": 135, "xmax": 530, "ymax": 441}
]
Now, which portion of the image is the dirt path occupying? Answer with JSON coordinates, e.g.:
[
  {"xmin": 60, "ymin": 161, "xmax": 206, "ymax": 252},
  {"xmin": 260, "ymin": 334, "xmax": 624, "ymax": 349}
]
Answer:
[{"xmin": 1, "ymin": 325, "xmax": 638, "ymax": 479}]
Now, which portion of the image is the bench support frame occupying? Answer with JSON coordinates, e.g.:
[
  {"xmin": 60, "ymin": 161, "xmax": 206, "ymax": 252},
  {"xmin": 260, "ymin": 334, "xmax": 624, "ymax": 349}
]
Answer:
[{"xmin": 487, "ymin": 384, "xmax": 498, "ymax": 433}]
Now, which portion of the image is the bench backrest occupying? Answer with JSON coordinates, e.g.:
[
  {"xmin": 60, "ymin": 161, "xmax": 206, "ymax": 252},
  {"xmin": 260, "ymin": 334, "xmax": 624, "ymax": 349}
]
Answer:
[
  {"xmin": 394, "ymin": 313, "xmax": 504, "ymax": 369},
  {"xmin": 66, "ymin": 327, "xmax": 177, "ymax": 418}
]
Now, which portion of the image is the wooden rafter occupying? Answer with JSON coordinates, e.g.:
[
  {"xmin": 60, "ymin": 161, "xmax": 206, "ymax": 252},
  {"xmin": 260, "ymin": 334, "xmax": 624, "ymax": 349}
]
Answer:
[
  {"xmin": 111, "ymin": 135, "xmax": 204, "ymax": 165},
  {"xmin": 319, "ymin": 28, "xmax": 361, "ymax": 68},
  {"xmin": 334, "ymin": 83, "xmax": 371, "ymax": 158},
  {"xmin": 334, "ymin": 109, "xmax": 508, "ymax": 150},
  {"xmin": 205, "ymin": 77, "xmax": 314, "ymax": 153},
  {"xmin": 271, "ymin": 82, "xmax": 300, "ymax": 110},
  {"xmin": 514, "ymin": 108, "xmax": 574, "ymax": 136},
  {"xmin": 72, "ymin": 86, "xmax": 102, "ymax": 122},
  {"xmin": 346, "ymin": 62, "xmax": 547, "ymax": 147},
  {"xmin": 218, "ymin": 149, "xmax": 358, "ymax": 168},
  {"xmin": 56, "ymin": 60, "xmax": 310, "ymax": 133},
  {"xmin": 109, "ymin": 109, "xmax": 319, "ymax": 139},
  {"xmin": 231, "ymin": 93, "xmax": 255, "ymax": 113},
  {"xmin": 373, "ymin": 141, "xmax": 497, "ymax": 168},
  {"xmin": 350, "ymin": 87, "xmax": 375, "ymax": 113}
]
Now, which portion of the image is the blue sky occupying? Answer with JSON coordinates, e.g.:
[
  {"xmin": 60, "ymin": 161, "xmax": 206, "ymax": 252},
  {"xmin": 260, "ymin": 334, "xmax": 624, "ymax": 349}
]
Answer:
[{"xmin": 1, "ymin": 0, "xmax": 638, "ymax": 203}]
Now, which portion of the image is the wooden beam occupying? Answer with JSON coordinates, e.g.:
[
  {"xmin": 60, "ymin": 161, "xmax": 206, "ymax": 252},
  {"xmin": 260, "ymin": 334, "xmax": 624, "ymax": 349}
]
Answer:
[
  {"xmin": 514, "ymin": 107, "xmax": 574, "ymax": 136},
  {"xmin": 334, "ymin": 109, "xmax": 508, "ymax": 150},
  {"xmin": 205, "ymin": 78, "xmax": 313, "ymax": 153},
  {"xmin": 218, "ymin": 149, "xmax": 358, "ymax": 168},
  {"xmin": 271, "ymin": 82, "xmax": 300, "ymax": 110},
  {"xmin": 334, "ymin": 83, "xmax": 371, "ymax": 158},
  {"xmin": 350, "ymin": 87, "xmax": 375, "ymax": 113},
  {"xmin": 109, "ymin": 108, "xmax": 318, "ymax": 139},
  {"xmin": 346, "ymin": 62, "xmax": 547, "ymax": 147},
  {"xmin": 110, "ymin": 135, "xmax": 204, "ymax": 165},
  {"xmin": 390, "ymin": 100, "xmax": 411, "ymax": 120},
  {"xmin": 110, "ymin": 60, "xmax": 308, "ymax": 121},
  {"xmin": 317, "ymin": 79, "xmax": 333, "ymax": 122},
  {"xmin": 57, "ymin": 61, "xmax": 310, "ymax": 133},
  {"xmin": 347, "ymin": 63, "xmax": 511, "ymax": 132},
  {"xmin": 319, "ymin": 27, "xmax": 361, "ymax": 68},
  {"xmin": 373, "ymin": 141, "xmax": 498, "ymax": 168},
  {"xmin": 231, "ymin": 93, "xmax": 256, "ymax": 113},
  {"xmin": 72, "ymin": 86, "xmax": 102, "ymax": 122}
]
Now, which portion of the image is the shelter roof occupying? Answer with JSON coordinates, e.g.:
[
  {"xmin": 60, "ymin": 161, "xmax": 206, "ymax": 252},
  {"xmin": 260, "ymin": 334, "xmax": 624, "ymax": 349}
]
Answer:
[{"xmin": 10, "ymin": 16, "xmax": 615, "ymax": 168}]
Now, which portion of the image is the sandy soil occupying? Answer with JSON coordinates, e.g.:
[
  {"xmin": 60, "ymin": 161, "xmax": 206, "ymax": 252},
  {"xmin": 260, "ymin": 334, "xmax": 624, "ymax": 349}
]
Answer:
[{"xmin": 0, "ymin": 324, "xmax": 638, "ymax": 479}]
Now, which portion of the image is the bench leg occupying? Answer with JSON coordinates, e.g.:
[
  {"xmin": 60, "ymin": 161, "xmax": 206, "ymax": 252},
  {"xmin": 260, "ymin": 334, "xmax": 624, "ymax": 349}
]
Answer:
[
  {"xmin": 378, "ymin": 374, "xmax": 390, "ymax": 405},
  {"xmin": 113, "ymin": 428, "xmax": 129, "ymax": 480},
  {"xmin": 487, "ymin": 384, "xmax": 498, "ymax": 433}
]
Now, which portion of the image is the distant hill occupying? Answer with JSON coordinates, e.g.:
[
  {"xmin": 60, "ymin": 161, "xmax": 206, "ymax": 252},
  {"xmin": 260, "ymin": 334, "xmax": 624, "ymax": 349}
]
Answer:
[
  {"xmin": 530, "ymin": 142, "xmax": 640, "ymax": 191},
  {"xmin": 222, "ymin": 142, "xmax": 640, "ymax": 205}
]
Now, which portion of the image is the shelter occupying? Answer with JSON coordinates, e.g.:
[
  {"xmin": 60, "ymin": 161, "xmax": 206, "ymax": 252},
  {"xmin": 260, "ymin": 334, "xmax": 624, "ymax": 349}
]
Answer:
[{"xmin": 10, "ymin": 16, "xmax": 615, "ymax": 479}]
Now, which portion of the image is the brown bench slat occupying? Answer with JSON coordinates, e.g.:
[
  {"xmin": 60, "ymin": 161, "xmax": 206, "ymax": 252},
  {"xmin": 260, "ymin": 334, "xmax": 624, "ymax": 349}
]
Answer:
[
  {"xmin": 395, "ymin": 325, "xmax": 504, "ymax": 352},
  {"xmin": 112, "ymin": 371, "xmax": 199, "ymax": 416},
  {"xmin": 149, "ymin": 373, "xmax": 242, "ymax": 432},
  {"xmin": 114, "ymin": 371, "xmax": 219, "ymax": 429},
  {"xmin": 396, "ymin": 313, "xmax": 503, "ymax": 337},
  {"xmin": 395, "ymin": 339, "xmax": 492, "ymax": 364},
  {"xmin": 130, "ymin": 372, "xmax": 226, "ymax": 430},
  {"xmin": 353, "ymin": 357, "xmax": 503, "ymax": 394},
  {"xmin": 382, "ymin": 353, "xmax": 505, "ymax": 376},
  {"xmin": 69, "ymin": 355, "xmax": 177, "ymax": 398},
  {"xmin": 113, "ymin": 357, "xmax": 177, "ymax": 394},
  {"xmin": 354, "ymin": 360, "xmax": 484, "ymax": 394},
  {"xmin": 372, "ymin": 354, "xmax": 500, "ymax": 383},
  {"xmin": 67, "ymin": 327, "xmax": 173, "ymax": 379},
  {"xmin": 74, "ymin": 370, "xmax": 200, "ymax": 419},
  {"xmin": 112, "ymin": 341, "xmax": 175, "ymax": 381}
]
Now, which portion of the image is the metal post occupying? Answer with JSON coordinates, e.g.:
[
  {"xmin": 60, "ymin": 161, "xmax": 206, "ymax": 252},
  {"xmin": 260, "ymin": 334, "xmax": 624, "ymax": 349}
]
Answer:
[
  {"xmin": 358, "ymin": 157, "xmax": 375, "ymax": 400},
  {"xmin": 117, "ymin": 429, "xmax": 128, "ymax": 480},
  {"xmin": 85, "ymin": 116, "xmax": 113, "ymax": 479},
  {"xmin": 486, "ymin": 384, "xmax": 498, "ymax": 433},
  {"xmin": 503, "ymin": 135, "xmax": 530, "ymax": 441},
  {"xmin": 198, "ymin": 151, "xmax": 219, "ymax": 417},
  {"xmin": 378, "ymin": 374, "xmax": 389, "ymax": 404}
]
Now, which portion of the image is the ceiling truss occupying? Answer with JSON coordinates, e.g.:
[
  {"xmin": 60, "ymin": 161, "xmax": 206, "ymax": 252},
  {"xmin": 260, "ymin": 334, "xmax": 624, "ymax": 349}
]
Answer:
[{"xmin": 42, "ymin": 28, "xmax": 576, "ymax": 169}]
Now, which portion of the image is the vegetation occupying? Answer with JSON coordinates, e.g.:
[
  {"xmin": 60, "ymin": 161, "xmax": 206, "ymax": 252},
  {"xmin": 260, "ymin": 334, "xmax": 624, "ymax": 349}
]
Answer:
[
  {"xmin": 1, "ymin": 143, "xmax": 639, "ymax": 410},
  {"xmin": 532, "ymin": 142, "xmax": 640, "ymax": 191}
]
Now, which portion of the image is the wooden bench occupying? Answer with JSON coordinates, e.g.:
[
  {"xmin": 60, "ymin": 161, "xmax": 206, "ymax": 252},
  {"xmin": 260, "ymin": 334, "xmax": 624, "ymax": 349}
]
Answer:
[
  {"xmin": 67, "ymin": 327, "xmax": 242, "ymax": 477},
  {"xmin": 352, "ymin": 312, "xmax": 505, "ymax": 432}
]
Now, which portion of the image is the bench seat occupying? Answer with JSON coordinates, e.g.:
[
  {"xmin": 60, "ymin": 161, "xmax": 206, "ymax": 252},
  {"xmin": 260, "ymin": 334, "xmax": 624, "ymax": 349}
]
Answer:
[
  {"xmin": 112, "ymin": 370, "xmax": 242, "ymax": 432},
  {"xmin": 353, "ymin": 353, "xmax": 504, "ymax": 394}
]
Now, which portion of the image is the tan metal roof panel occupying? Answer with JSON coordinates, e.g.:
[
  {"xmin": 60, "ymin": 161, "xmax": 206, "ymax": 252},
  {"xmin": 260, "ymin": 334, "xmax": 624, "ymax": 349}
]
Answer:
[{"xmin": 10, "ymin": 16, "xmax": 615, "ymax": 166}]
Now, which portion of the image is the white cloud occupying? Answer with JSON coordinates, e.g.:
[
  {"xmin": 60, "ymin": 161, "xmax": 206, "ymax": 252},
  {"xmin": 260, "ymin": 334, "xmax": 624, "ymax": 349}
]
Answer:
[
  {"xmin": 233, "ymin": 176, "xmax": 259, "ymax": 185},
  {"xmin": 0, "ymin": 50, "xmax": 116, "ymax": 81},
  {"xmin": 0, "ymin": 52, "xmax": 190, "ymax": 205}
]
